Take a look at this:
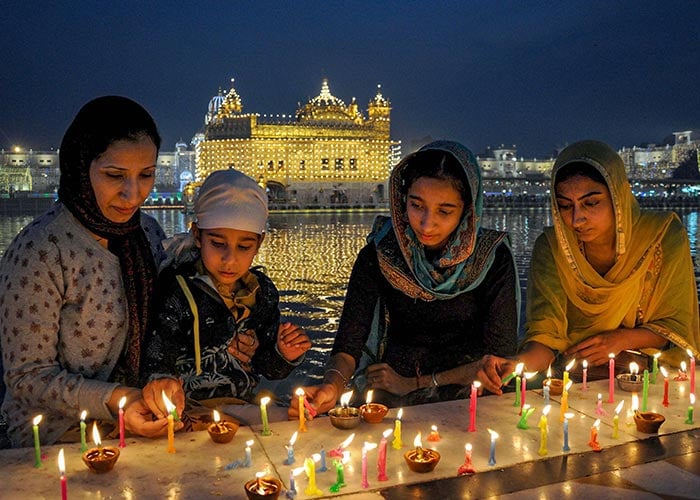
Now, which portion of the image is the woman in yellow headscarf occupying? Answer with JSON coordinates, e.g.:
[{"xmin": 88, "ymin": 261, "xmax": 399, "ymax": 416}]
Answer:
[{"xmin": 518, "ymin": 139, "xmax": 699, "ymax": 374}]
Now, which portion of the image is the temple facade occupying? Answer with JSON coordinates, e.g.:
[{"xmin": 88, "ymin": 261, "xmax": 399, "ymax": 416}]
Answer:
[{"xmin": 196, "ymin": 78, "xmax": 402, "ymax": 206}]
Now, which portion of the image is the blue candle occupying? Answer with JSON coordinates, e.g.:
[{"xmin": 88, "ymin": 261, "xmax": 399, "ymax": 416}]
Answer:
[
  {"xmin": 543, "ymin": 383, "xmax": 550, "ymax": 406},
  {"xmin": 284, "ymin": 431, "xmax": 298, "ymax": 465},
  {"xmin": 562, "ymin": 412, "xmax": 573, "ymax": 452},
  {"xmin": 487, "ymin": 429, "xmax": 498, "ymax": 466},
  {"xmin": 243, "ymin": 440, "xmax": 254, "ymax": 467},
  {"xmin": 319, "ymin": 447, "xmax": 328, "ymax": 472}
]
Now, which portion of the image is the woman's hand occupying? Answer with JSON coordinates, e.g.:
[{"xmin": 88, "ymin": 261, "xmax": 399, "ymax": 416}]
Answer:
[
  {"xmin": 564, "ymin": 331, "xmax": 628, "ymax": 366},
  {"xmin": 474, "ymin": 355, "xmax": 516, "ymax": 395},
  {"xmin": 228, "ymin": 329, "xmax": 259, "ymax": 370},
  {"xmin": 287, "ymin": 384, "xmax": 338, "ymax": 419},
  {"xmin": 123, "ymin": 398, "xmax": 183, "ymax": 438},
  {"xmin": 276, "ymin": 322, "xmax": 312, "ymax": 362},
  {"xmin": 141, "ymin": 378, "xmax": 186, "ymax": 420},
  {"xmin": 365, "ymin": 363, "xmax": 415, "ymax": 396}
]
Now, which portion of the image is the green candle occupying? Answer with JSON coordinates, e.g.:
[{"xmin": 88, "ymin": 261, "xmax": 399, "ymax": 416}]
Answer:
[
  {"xmin": 651, "ymin": 353, "xmax": 660, "ymax": 384},
  {"xmin": 686, "ymin": 394, "xmax": 695, "ymax": 424},
  {"xmin": 32, "ymin": 415, "xmax": 42, "ymax": 468},
  {"xmin": 329, "ymin": 459, "xmax": 346, "ymax": 492},
  {"xmin": 260, "ymin": 396, "xmax": 271, "ymax": 436},
  {"xmin": 642, "ymin": 369, "xmax": 649, "ymax": 411},
  {"xmin": 517, "ymin": 405, "xmax": 535, "ymax": 429},
  {"xmin": 79, "ymin": 410, "xmax": 88, "ymax": 452}
]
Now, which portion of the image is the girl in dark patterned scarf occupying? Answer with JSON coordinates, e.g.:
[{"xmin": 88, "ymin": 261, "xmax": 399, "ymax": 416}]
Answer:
[
  {"xmin": 0, "ymin": 96, "xmax": 182, "ymax": 447},
  {"xmin": 290, "ymin": 140, "xmax": 520, "ymax": 417}
]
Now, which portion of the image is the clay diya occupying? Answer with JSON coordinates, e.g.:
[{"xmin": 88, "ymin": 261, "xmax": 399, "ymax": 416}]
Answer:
[
  {"xmin": 329, "ymin": 406, "xmax": 361, "ymax": 429},
  {"xmin": 545, "ymin": 378, "xmax": 563, "ymax": 396},
  {"xmin": 82, "ymin": 446, "xmax": 120, "ymax": 473},
  {"xmin": 244, "ymin": 475, "xmax": 282, "ymax": 500},
  {"xmin": 360, "ymin": 403, "xmax": 389, "ymax": 424},
  {"xmin": 403, "ymin": 447, "xmax": 440, "ymax": 473},
  {"xmin": 633, "ymin": 411, "xmax": 665, "ymax": 433},
  {"xmin": 617, "ymin": 373, "xmax": 644, "ymax": 392},
  {"xmin": 207, "ymin": 410, "xmax": 239, "ymax": 443}
]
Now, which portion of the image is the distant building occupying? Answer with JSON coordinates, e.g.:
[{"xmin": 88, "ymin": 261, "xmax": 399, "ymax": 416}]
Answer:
[
  {"xmin": 477, "ymin": 145, "xmax": 554, "ymax": 178},
  {"xmin": 196, "ymin": 78, "xmax": 401, "ymax": 206}
]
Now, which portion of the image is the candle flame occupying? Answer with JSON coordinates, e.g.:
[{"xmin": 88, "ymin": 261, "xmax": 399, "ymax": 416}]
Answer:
[
  {"xmin": 91, "ymin": 422, "xmax": 102, "ymax": 446},
  {"xmin": 654, "ymin": 352, "xmax": 661, "ymax": 360},
  {"xmin": 118, "ymin": 396, "xmax": 127, "ymax": 409},
  {"xmin": 597, "ymin": 392, "xmax": 602, "ymax": 401},
  {"xmin": 246, "ymin": 439, "xmax": 254, "ymax": 447},
  {"xmin": 565, "ymin": 380, "xmax": 573, "ymax": 391},
  {"xmin": 212, "ymin": 410, "xmax": 221, "ymax": 423},
  {"xmin": 609, "ymin": 353, "xmax": 615, "ymax": 359},
  {"xmin": 546, "ymin": 365, "xmax": 552, "ymax": 378},
  {"xmin": 564, "ymin": 412, "xmax": 574, "ymax": 419},
  {"xmin": 311, "ymin": 453, "xmax": 321, "ymax": 462},
  {"xmin": 593, "ymin": 419, "xmax": 600, "ymax": 429},
  {"xmin": 58, "ymin": 448, "xmax": 65, "ymax": 475},
  {"xmin": 629, "ymin": 362, "xmax": 639, "ymax": 375},
  {"xmin": 80, "ymin": 410, "xmax": 87, "ymax": 421},
  {"xmin": 341, "ymin": 451, "xmax": 351, "ymax": 464},
  {"xmin": 256, "ymin": 471, "xmax": 265, "ymax": 479},
  {"xmin": 366, "ymin": 389, "xmax": 374, "ymax": 404},
  {"xmin": 681, "ymin": 361, "xmax": 688, "ymax": 372},
  {"xmin": 465, "ymin": 443, "xmax": 472, "ymax": 452},
  {"xmin": 413, "ymin": 432, "xmax": 422, "ymax": 448},
  {"xmin": 583, "ymin": 360, "xmax": 588, "ymax": 368},
  {"xmin": 565, "ymin": 359, "xmax": 576, "ymax": 371},
  {"xmin": 691, "ymin": 394, "xmax": 696, "ymax": 405},
  {"xmin": 32, "ymin": 415, "xmax": 42, "ymax": 426},
  {"xmin": 295, "ymin": 387, "xmax": 305, "ymax": 397},
  {"xmin": 161, "ymin": 390, "xmax": 175, "ymax": 413},
  {"xmin": 396, "ymin": 408, "xmax": 403, "ymax": 420},
  {"xmin": 339, "ymin": 390, "xmax": 353, "ymax": 407},
  {"xmin": 524, "ymin": 371, "xmax": 538, "ymax": 380},
  {"xmin": 515, "ymin": 362, "xmax": 524, "ymax": 375},
  {"xmin": 291, "ymin": 467, "xmax": 305, "ymax": 477},
  {"xmin": 431, "ymin": 424, "xmax": 438, "ymax": 432},
  {"xmin": 363, "ymin": 441, "xmax": 378, "ymax": 451},
  {"xmin": 260, "ymin": 396, "xmax": 271, "ymax": 406},
  {"xmin": 383, "ymin": 428, "xmax": 393, "ymax": 439},
  {"xmin": 688, "ymin": 348, "xmax": 694, "ymax": 358},
  {"xmin": 522, "ymin": 404, "xmax": 531, "ymax": 412},
  {"xmin": 340, "ymin": 432, "xmax": 355, "ymax": 448},
  {"xmin": 615, "ymin": 400, "xmax": 625, "ymax": 414},
  {"xmin": 660, "ymin": 366, "xmax": 669, "ymax": 378},
  {"xmin": 472, "ymin": 380, "xmax": 482, "ymax": 388},
  {"xmin": 289, "ymin": 431, "xmax": 298, "ymax": 446},
  {"xmin": 487, "ymin": 428, "xmax": 499, "ymax": 440},
  {"xmin": 632, "ymin": 393, "xmax": 639, "ymax": 411},
  {"xmin": 542, "ymin": 404, "xmax": 551, "ymax": 416}
]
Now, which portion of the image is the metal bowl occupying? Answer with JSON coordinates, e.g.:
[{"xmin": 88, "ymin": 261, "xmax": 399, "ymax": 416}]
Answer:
[
  {"xmin": 328, "ymin": 406, "xmax": 361, "ymax": 429},
  {"xmin": 616, "ymin": 373, "xmax": 644, "ymax": 392}
]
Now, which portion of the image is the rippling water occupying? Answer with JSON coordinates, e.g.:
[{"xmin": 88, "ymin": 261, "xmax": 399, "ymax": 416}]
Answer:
[{"xmin": 2, "ymin": 208, "xmax": 699, "ymax": 395}]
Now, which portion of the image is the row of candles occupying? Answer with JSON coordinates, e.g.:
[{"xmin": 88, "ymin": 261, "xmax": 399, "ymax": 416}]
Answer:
[{"xmin": 31, "ymin": 350, "xmax": 697, "ymax": 498}]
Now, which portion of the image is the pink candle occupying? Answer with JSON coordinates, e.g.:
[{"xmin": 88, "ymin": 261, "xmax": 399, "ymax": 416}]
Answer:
[
  {"xmin": 582, "ymin": 360, "xmax": 588, "ymax": 391},
  {"xmin": 468, "ymin": 381, "xmax": 480, "ymax": 432},
  {"xmin": 377, "ymin": 429, "xmax": 392, "ymax": 481},
  {"xmin": 118, "ymin": 396, "xmax": 126, "ymax": 448},
  {"xmin": 608, "ymin": 353, "xmax": 615, "ymax": 403},
  {"xmin": 688, "ymin": 349, "xmax": 696, "ymax": 395},
  {"xmin": 58, "ymin": 448, "xmax": 67, "ymax": 500},
  {"xmin": 361, "ymin": 442, "xmax": 376, "ymax": 488},
  {"xmin": 661, "ymin": 366, "xmax": 670, "ymax": 407},
  {"xmin": 520, "ymin": 375, "xmax": 527, "ymax": 414}
]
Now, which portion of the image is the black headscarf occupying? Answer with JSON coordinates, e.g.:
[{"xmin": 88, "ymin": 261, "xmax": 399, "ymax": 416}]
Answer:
[{"xmin": 58, "ymin": 96, "xmax": 161, "ymax": 386}]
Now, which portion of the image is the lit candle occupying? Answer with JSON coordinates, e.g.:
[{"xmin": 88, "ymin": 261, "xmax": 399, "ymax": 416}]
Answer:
[
  {"xmin": 32, "ymin": 415, "xmax": 43, "ymax": 468},
  {"xmin": 608, "ymin": 353, "xmax": 615, "ymax": 403},
  {"xmin": 457, "ymin": 443, "xmax": 476, "ymax": 475},
  {"xmin": 259, "ymin": 396, "xmax": 271, "ymax": 436},
  {"xmin": 688, "ymin": 349, "xmax": 696, "ymax": 395},
  {"xmin": 538, "ymin": 404, "xmax": 551, "ymax": 456},
  {"xmin": 118, "ymin": 396, "xmax": 126, "ymax": 448},
  {"xmin": 595, "ymin": 393, "xmax": 608, "ymax": 416},
  {"xmin": 588, "ymin": 419, "xmax": 601, "ymax": 451},
  {"xmin": 329, "ymin": 433, "xmax": 355, "ymax": 458},
  {"xmin": 582, "ymin": 360, "xmax": 588, "ymax": 390},
  {"xmin": 339, "ymin": 390, "xmax": 353, "ymax": 410},
  {"xmin": 642, "ymin": 369, "xmax": 650, "ymax": 411},
  {"xmin": 521, "ymin": 371, "xmax": 538, "ymax": 415},
  {"xmin": 612, "ymin": 400, "xmax": 624, "ymax": 439},
  {"xmin": 513, "ymin": 362, "xmax": 524, "ymax": 407},
  {"xmin": 329, "ymin": 452, "xmax": 348, "ymax": 493},
  {"xmin": 392, "ymin": 408, "xmax": 403, "ymax": 449},
  {"xmin": 661, "ymin": 366, "xmax": 670, "ymax": 407},
  {"xmin": 487, "ymin": 429, "xmax": 499, "ymax": 466},
  {"xmin": 628, "ymin": 393, "xmax": 639, "ymax": 426},
  {"xmin": 412, "ymin": 432, "xmax": 423, "ymax": 461},
  {"xmin": 686, "ymin": 394, "xmax": 696, "ymax": 424},
  {"xmin": 304, "ymin": 454, "xmax": 322, "ymax": 496},
  {"xmin": 289, "ymin": 467, "xmax": 303, "ymax": 497},
  {"xmin": 674, "ymin": 361, "xmax": 688, "ymax": 381},
  {"xmin": 284, "ymin": 431, "xmax": 298, "ymax": 465},
  {"xmin": 516, "ymin": 404, "xmax": 535, "ymax": 429},
  {"xmin": 79, "ymin": 410, "xmax": 88, "ymax": 453},
  {"xmin": 562, "ymin": 412, "xmax": 573, "ymax": 452},
  {"xmin": 468, "ymin": 381, "xmax": 480, "ymax": 432},
  {"xmin": 377, "ymin": 428, "xmax": 392, "ymax": 481},
  {"xmin": 361, "ymin": 442, "xmax": 377, "ymax": 489},
  {"xmin": 543, "ymin": 380, "xmax": 551, "ymax": 406},
  {"xmin": 563, "ymin": 359, "xmax": 576, "ymax": 391},
  {"xmin": 559, "ymin": 380, "xmax": 573, "ymax": 422},
  {"xmin": 427, "ymin": 424, "xmax": 441, "ymax": 442},
  {"xmin": 243, "ymin": 439, "xmax": 254, "ymax": 467},
  {"xmin": 629, "ymin": 362, "xmax": 640, "ymax": 382},
  {"xmin": 162, "ymin": 392, "xmax": 176, "ymax": 454},
  {"xmin": 295, "ymin": 388, "xmax": 307, "ymax": 432},
  {"xmin": 58, "ymin": 448, "xmax": 67, "ymax": 500},
  {"xmin": 651, "ymin": 352, "xmax": 661, "ymax": 384}
]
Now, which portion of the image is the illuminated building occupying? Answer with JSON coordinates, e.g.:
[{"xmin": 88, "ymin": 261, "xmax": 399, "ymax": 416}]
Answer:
[{"xmin": 197, "ymin": 78, "xmax": 402, "ymax": 206}]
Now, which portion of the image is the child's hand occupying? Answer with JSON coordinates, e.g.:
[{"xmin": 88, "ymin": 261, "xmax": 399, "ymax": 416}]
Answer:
[
  {"xmin": 277, "ymin": 322, "xmax": 311, "ymax": 362},
  {"xmin": 228, "ymin": 329, "xmax": 259, "ymax": 371}
]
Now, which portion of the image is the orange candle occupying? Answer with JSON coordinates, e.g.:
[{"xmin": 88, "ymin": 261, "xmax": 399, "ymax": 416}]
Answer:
[
  {"xmin": 296, "ymin": 388, "xmax": 307, "ymax": 432},
  {"xmin": 162, "ymin": 391, "xmax": 176, "ymax": 453}
]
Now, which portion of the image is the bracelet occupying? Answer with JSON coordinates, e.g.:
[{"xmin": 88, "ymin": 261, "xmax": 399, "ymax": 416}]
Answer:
[
  {"xmin": 431, "ymin": 371, "xmax": 439, "ymax": 388},
  {"xmin": 324, "ymin": 368, "xmax": 348, "ymax": 387}
]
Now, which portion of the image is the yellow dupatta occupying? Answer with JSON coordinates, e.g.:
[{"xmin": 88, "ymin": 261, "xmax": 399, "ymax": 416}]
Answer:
[{"xmin": 525, "ymin": 140, "xmax": 699, "ymax": 366}]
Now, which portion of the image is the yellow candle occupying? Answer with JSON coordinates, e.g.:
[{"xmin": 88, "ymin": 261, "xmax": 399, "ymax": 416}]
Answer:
[
  {"xmin": 392, "ymin": 408, "xmax": 403, "ymax": 450},
  {"xmin": 612, "ymin": 400, "xmax": 624, "ymax": 438},
  {"xmin": 304, "ymin": 455, "xmax": 322, "ymax": 496},
  {"xmin": 295, "ymin": 388, "xmax": 307, "ymax": 432},
  {"xmin": 260, "ymin": 396, "xmax": 271, "ymax": 436},
  {"xmin": 560, "ymin": 380, "xmax": 572, "ymax": 422},
  {"xmin": 563, "ymin": 359, "xmax": 576, "ymax": 390},
  {"xmin": 162, "ymin": 391, "xmax": 176, "ymax": 453},
  {"xmin": 538, "ymin": 405, "xmax": 551, "ymax": 456}
]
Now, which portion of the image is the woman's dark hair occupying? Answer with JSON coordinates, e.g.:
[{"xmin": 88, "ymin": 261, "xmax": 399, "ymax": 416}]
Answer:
[
  {"xmin": 554, "ymin": 161, "xmax": 607, "ymax": 187},
  {"xmin": 400, "ymin": 149, "xmax": 472, "ymax": 206}
]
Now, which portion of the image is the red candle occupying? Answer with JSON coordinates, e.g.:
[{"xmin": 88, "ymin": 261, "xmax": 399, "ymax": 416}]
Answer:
[
  {"xmin": 58, "ymin": 448, "xmax": 67, "ymax": 500},
  {"xmin": 118, "ymin": 396, "xmax": 126, "ymax": 448},
  {"xmin": 377, "ymin": 428, "xmax": 392, "ymax": 481},
  {"xmin": 468, "ymin": 381, "xmax": 480, "ymax": 432},
  {"xmin": 660, "ymin": 366, "xmax": 670, "ymax": 407},
  {"xmin": 607, "ymin": 354, "xmax": 615, "ymax": 403},
  {"xmin": 457, "ymin": 443, "xmax": 476, "ymax": 475}
]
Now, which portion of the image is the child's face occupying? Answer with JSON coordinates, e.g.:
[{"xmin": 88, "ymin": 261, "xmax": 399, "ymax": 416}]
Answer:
[{"xmin": 194, "ymin": 226, "xmax": 262, "ymax": 286}]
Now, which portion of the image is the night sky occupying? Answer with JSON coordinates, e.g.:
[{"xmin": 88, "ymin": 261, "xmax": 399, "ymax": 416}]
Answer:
[{"xmin": 1, "ymin": 1, "xmax": 698, "ymax": 158}]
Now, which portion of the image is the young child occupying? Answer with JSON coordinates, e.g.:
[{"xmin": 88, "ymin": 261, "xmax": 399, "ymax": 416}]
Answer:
[{"xmin": 142, "ymin": 169, "xmax": 311, "ymax": 415}]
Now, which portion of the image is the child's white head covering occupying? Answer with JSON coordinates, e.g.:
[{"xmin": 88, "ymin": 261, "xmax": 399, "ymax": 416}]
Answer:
[{"xmin": 194, "ymin": 169, "xmax": 268, "ymax": 234}]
